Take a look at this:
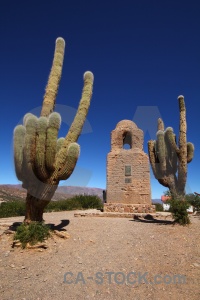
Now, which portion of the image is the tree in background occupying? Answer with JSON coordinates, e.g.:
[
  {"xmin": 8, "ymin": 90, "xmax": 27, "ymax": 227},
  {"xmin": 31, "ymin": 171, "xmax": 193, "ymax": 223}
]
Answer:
[{"xmin": 185, "ymin": 193, "xmax": 200, "ymax": 212}]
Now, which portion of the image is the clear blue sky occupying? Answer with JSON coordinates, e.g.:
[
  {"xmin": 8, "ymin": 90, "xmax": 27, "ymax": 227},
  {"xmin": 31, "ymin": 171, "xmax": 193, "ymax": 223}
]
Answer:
[{"xmin": 1, "ymin": 0, "xmax": 199, "ymax": 199}]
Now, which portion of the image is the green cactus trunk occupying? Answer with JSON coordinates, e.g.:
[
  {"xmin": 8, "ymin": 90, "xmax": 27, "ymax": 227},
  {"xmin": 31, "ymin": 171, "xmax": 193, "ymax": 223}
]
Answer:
[
  {"xmin": 25, "ymin": 194, "xmax": 50, "ymax": 223},
  {"xmin": 24, "ymin": 182, "xmax": 58, "ymax": 223},
  {"xmin": 13, "ymin": 37, "xmax": 94, "ymax": 223}
]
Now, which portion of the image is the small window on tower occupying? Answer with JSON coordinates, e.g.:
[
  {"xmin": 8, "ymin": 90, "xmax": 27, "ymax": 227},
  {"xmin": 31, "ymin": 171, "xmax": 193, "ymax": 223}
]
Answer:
[
  {"xmin": 125, "ymin": 165, "xmax": 131, "ymax": 176},
  {"xmin": 125, "ymin": 178, "xmax": 132, "ymax": 183}
]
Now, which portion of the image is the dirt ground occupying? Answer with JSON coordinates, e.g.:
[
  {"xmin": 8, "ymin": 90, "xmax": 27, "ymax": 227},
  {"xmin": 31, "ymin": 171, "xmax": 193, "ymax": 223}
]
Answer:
[{"xmin": 0, "ymin": 210, "xmax": 200, "ymax": 300}]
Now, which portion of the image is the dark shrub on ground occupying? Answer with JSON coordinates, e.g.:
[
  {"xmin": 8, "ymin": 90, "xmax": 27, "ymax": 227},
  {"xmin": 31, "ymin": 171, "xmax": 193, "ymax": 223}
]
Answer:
[{"xmin": 14, "ymin": 222, "xmax": 51, "ymax": 248}]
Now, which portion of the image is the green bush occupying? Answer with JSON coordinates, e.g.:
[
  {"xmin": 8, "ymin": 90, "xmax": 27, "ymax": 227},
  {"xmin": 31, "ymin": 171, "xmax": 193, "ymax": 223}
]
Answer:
[
  {"xmin": 168, "ymin": 198, "xmax": 190, "ymax": 225},
  {"xmin": 72, "ymin": 194, "xmax": 103, "ymax": 210},
  {"xmin": 14, "ymin": 222, "xmax": 51, "ymax": 249},
  {"xmin": 0, "ymin": 200, "xmax": 25, "ymax": 218},
  {"xmin": 0, "ymin": 194, "xmax": 103, "ymax": 218},
  {"xmin": 45, "ymin": 198, "xmax": 82, "ymax": 212},
  {"xmin": 154, "ymin": 203, "xmax": 163, "ymax": 212},
  {"xmin": 45, "ymin": 194, "xmax": 103, "ymax": 212}
]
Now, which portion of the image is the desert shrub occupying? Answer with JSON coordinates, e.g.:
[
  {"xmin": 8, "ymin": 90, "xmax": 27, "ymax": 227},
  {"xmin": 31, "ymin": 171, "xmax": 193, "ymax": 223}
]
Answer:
[
  {"xmin": 168, "ymin": 198, "xmax": 190, "ymax": 225},
  {"xmin": 73, "ymin": 194, "xmax": 103, "ymax": 210},
  {"xmin": 45, "ymin": 194, "xmax": 103, "ymax": 212},
  {"xmin": 45, "ymin": 198, "xmax": 82, "ymax": 212},
  {"xmin": 0, "ymin": 194, "xmax": 103, "ymax": 218},
  {"xmin": 0, "ymin": 200, "xmax": 25, "ymax": 218},
  {"xmin": 14, "ymin": 222, "xmax": 51, "ymax": 249},
  {"xmin": 154, "ymin": 203, "xmax": 163, "ymax": 212}
]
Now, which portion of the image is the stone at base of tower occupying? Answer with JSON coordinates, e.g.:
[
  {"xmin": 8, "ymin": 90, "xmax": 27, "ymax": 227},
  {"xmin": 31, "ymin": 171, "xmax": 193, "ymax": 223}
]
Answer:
[{"xmin": 104, "ymin": 203, "xmax": 155, "ymax": 213}]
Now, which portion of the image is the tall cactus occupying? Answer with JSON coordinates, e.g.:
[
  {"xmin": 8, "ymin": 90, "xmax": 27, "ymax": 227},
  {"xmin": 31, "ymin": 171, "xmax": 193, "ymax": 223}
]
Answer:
[
  {"xmin": 13, "ymin": 38, "xmax": 94, "ymax": 223},
  {"xmin": 148, "ymin": 95, "xmax": 194, "ymax": 199}
]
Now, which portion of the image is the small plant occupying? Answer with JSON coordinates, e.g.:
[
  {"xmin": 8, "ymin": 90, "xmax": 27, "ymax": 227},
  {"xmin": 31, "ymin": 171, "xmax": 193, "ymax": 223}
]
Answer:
[
  {"xmin": 168, "ymin": 198, "xmax": 190, "ymax": 225},
  {"xmin": 14, "ymin": 222, "xmax": 51, "ymax": 249}
]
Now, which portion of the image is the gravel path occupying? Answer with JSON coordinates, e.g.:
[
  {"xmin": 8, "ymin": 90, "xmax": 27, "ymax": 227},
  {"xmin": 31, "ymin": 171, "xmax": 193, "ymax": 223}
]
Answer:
[{"xmin": 0, "ymin": 210, "xmax": 200, "ymax": 300}]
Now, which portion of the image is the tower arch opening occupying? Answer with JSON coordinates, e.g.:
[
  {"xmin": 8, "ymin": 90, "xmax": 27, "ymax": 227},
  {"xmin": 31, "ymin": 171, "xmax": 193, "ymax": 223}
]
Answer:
[{"xmin": 123, "ymin": 131, "xmax": 132, "ymax": 149}]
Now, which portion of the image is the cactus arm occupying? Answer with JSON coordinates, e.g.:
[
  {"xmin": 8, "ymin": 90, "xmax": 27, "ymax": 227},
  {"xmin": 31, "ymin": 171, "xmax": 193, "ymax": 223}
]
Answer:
[
  {"xmin": 23, "ymin": 115, "xmax": 38, "ymax": 175},
  {"xmin": 58, "ymin": 143, "xmax": 80, "ymax": 180},
  {"xmin": 56, "ymin": 137, "xmax": 65, "ymax": 153},
  {"xmin": 23, "ymin": 113, "xmax": 35, "ymax": 125},
  {"xmin": 164, "ymin": 128, "xmax": 178, "ymax": 174},
  {"xmin": 157, "ymin": 118, "xmax": 164, "ymax": 131},
  {"xmin": 34, "ymin": 117, "xmax": 49, "ymax": 180},
  {"xmin": 63, "ymin": 71, "xmax": 94, "ymax": 146},
  {"xmin": 13, "ymin": 125, "xmax": 26, "ymax": 181},
  {"xmin": 45, "ymin": 112, "xmax": 61, "ymax": 171},
  {"xmin": 156, "ymin": 130, "xmax": 166, "ymax": 174},
  {"xmin": 148, "ymin": 137, "xmax": 169, "ymax": 186},
  {"xmin": 41, "ymin": 38, "xmax": 65, "ymax": 117},
  {"xmin": 165, "ymin": 127, "xmax": 180, "ymax": 154},
  {"xmin": 148, "ymin": 140, "xmax": 158, "ymax": 178},
  {"xmin": 148, "ymin": 127, "xmax": 178, "ymax": 191},
  {"xmin": 54, "ymin": 71, "xmax": 94, "ymax": 176},
  {"xmin": 187, "ymin": 142, "xmax": 194, "ymax": 163}
]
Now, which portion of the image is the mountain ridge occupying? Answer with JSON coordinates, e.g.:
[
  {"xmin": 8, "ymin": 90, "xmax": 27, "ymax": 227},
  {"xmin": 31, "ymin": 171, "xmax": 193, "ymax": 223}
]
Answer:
[
  {"xmin": 0, "ymin": 184, "xmax": 162, "ymax": 204},
  {"xmin": 0, "ymin": 184, "xmax": 104, "ymax": 202}
]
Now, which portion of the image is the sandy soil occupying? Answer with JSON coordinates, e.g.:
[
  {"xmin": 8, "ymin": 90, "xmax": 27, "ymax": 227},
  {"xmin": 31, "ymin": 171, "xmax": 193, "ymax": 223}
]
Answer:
[{"xmin": 0, "ymin": 210, "xmax": 200, "ymax": 300}]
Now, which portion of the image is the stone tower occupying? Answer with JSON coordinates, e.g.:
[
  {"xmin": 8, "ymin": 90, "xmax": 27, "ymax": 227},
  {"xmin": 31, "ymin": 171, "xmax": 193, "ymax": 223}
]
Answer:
[{"xmin": 105, "ymin": 120, "xmax": 154, "ymax": 213}]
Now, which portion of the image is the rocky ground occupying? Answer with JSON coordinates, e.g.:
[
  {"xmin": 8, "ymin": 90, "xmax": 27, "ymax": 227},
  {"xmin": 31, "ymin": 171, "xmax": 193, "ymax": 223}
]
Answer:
[{"xmin": 0, "ymin": 210, "xmax": 200, "ymax": 300}]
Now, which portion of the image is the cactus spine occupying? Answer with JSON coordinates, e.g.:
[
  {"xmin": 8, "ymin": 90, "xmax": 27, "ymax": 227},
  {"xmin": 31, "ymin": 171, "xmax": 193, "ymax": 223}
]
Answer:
[
  {"xmin": 148, "ymin": 95, "xmax": 194, "ymax": 199},
  {"xmin": 13, "ymin": 38, "xmax": 94, "ymax": 222}
]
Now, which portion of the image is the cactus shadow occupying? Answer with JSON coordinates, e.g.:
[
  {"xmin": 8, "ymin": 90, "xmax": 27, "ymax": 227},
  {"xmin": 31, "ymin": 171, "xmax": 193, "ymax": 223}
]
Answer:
[
  {"xmin": 7, "ymin": 220, "xmax": 70, "ymax": 232},
  {"xmin": 130, "ymin": 214, "xmax": 174, "ymax": 225},
  {"xmin": 8, "ymin": 222, "xmax": 23, "ymax": 231},
  {"xmin": 47, "ymin": 219, "xmax": 70, "ymax": 231}
]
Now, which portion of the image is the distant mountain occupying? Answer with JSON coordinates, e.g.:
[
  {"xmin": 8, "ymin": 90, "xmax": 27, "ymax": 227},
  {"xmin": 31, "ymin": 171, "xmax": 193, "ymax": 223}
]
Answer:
[
  {"xmin": 0, "ymin": 184, "xmax": 104, "ymax": 202},
  {"xmin": 0, "ymin": 184, "xmax": 160, "ymax": 204},
  {"xmin": 152, "ymin": 199, "xmax": 162, "ymax": 204},
  {"xmin": 0, "ymin": 184, "xmax": 27, "ymax": 202},
  {"xmin": 57, "ymin": 186, "xmax": 104, "ymax": 199}
]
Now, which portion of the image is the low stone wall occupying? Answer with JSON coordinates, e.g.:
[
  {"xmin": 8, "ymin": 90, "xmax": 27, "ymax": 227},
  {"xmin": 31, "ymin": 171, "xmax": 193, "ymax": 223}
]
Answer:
[
  {"xmin": 104, "ymin": 203, "xmax": 155, "ymax": 213},
  {"xmin": 74, "ymin": 211, "xmax": 172, "ymax": 219}
]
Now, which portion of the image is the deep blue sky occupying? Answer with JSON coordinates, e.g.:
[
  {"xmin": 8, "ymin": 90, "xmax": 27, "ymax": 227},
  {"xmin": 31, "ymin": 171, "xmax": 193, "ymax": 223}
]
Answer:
[{"xmin": 1, "ymin": 0, "xmax": 199, "ymax": 198}]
